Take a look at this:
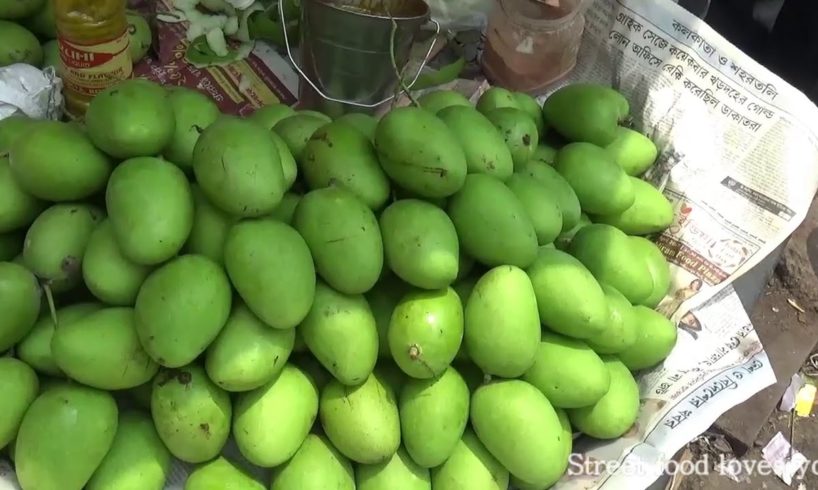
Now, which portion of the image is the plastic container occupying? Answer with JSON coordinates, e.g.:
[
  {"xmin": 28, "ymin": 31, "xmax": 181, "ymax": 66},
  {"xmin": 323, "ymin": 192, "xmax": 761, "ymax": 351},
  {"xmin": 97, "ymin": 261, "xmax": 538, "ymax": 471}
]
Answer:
[{"xmin": 481, "ymin": 0, "xmax": 590, "ymax": 94}]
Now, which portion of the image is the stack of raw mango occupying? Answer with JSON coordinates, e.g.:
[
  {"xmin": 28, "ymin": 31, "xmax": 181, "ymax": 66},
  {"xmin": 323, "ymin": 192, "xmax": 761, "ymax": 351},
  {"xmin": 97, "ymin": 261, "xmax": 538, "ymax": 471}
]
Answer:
[{"xmin": 0, "ymin": 78, "xmax": 678, "ymax": 490}]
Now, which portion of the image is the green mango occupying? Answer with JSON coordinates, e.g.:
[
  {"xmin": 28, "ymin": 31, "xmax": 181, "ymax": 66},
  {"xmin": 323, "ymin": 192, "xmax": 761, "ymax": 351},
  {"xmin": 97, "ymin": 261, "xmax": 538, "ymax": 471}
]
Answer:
[
  {"xmin": 594, "ymin": 177, "xmax": 674, "ymax": 235},
  {"xmin": 464, "ymin": 265, "xmax": 540, "ymax": 377},
  {"xmin": 568, "ymin": 356, "xmax": 639, "ymax": 439},
  {"xmin": 0, "ymin": 261, "xmax": 40, "ymax": 351},
  {"xmin": 186, "ymin": 456, "xmax": 266, "ymax": 490},
  {"xmin": 52, "ymin": 307, "xmax": 159, "ymax": 390},
  {"xmin": 513, "ymin": 92, "xmax": 545, "ymax": 135},
  {"xmin": 194, "ymin": 116, "xmax": 286, "ymax": 217},
  {"xmin": 41, "ymin": 40, "xmax": 60, "ymax": 72},
  {"xmin": 475, "ymin": 87, "xmax": 518, "ymax": 114},
  {"xmin": 555, "ymin": 142, "xmax": 635, "ymax": 215},
  {"xmin": 417, "ymin": 89, "xmax": 472, "ymax": 114},
  {"xmin": 135, "ymin": 255, "xmax": 232, "ymax": 367},
  {"xmin": 15, "ymin": 384, "xmax": 118, "ymax": 490},
  {"xmin": 606, "ymin": 127, "xmax": 658, "ymax": 176},
  {"xmin": 510, "ymin": 407, "xmax": 573, "ymax": 489},
  {"xmin": 298, "ymin": 110, "xmax": 332, "ymax": 123},
  {"xmin": 470, "ymin": 379, "xmax": 568, "ymax": 488},
  {"xmin": 224, "ymin": 219, "xmax": 315, "ymax": 329},
  {"xmin": 17, "ymin": 303, "xmax": 102, "ymax": 376},
  {"xmin": 0, "ymin": 231, "xmax": 22, "ymax": 260},
  {"xmin": 205, "ymin": 303, "xmax": 295, "ymax": 391},
  {"xmin": 374, "ymin": 106, "xmax": 468, "ymax": 198},
  {"xmin": 271, "ymin": 434, "xmax": 355, "ymax": 490},
  {"xmin": 273, "ymin": 114, "xmax": 328, "ymax": 162},
  {"xmin": 86, "ymin": 79, "xmax": 175, "ymax": 159},
  {"xmin": 555, "ymin": 212, "xmax": 591, "ymax": 250},
  {"xmin": 151, "ymin": 364, "xmax": 232, "ymax": 463},
  {"xmin": 9, "ymin": 120, "xmax": 112, "ymax": 201},
  {"xmin": 505, "ymin": 173, "xmax": 563, "ymax": 246},
  {"xmin": 447, "ymin": 174, "xmax": 538, "ymax": 268},
  {"xmin": 0, "ymin": 21, "xmax": 42, "ymax": 66},
  {"xmin": 568, "ymin": 223, "xmax": 653, "ymax": 304},
  {"xmin": 484, "ymin": 108, "xmax": 539, "ymax": 169},
  {"xmin": 542, "ymin": 83, "xmax": 622, "ymax": 146},
  {"xmin": 631, "ymin": 236, "xmax": 671, "ymax": 308},
  {"xmin": 319, "ymin": 372, "xmax": 401, "ymax": 464},
  {"xmin": 0, "ymin": 0, "xmax": 43, "ymax": 20},
  {"xmin": 185, "ymin": 184, "xmax": 237, "ymax": 264},
  {"xmin": 0, "ymin": 358, "xmax": 38, "ymax": 450},
  {"xmin": 267, "ymin": 192, "xmax": 302, "ymax": 224},
  {"xmin": 162, "ymin": 87, "xmax": 220, "ymax": 169},
  {"xmin": 437, "ymin": 105, "xmax": 514, "ymax": 180},
  {"xmin": 522, "ymin": 331, "xmax": 610, "ymax": 408},
  {"xmin": 0, "ymin": 115, "xmax": 37, "ymax": 155},
  {"xmin": 399, "ymin": 367, "xmax": 469, "ymax": 468},
  {"xmin": 82, "ymin": 219, "xmax": 153, "ymax": 305},
  {"xmin": 293, "ymin": 187, "xmax": 382, "ymax": 294},
  {"xmin": 357, "ymin": 447, "xmax": 431, "ymax": 490},
  {"xmin": 586, "ymin": 284, "xmax": 637, "ymax": 354},
  {"xmin": 335, "ymin": 112, "xmax": 379, "ymax": 142},
  {"xmin": 526, "ymin": 247, "xmax": 608, "ymax": 339},
  {"xmin": 618, "ymin": 305, "xmax": 677, "ymax": 371},
  {"xmin": 23, "ymin": 203, "xmax": 103, "ymax": 292},
  {"xmin": 531, "ymin": 143, "xmax": 558, "ymax": 165},
  {"xmin": 270, "ymin": 131, "xmax": 298, "ymax": 190},
  {"xmin": 86, "ymin": 411, "xmax": 171, "ymax": 490},
  {"xmin": 430, "ymin": 428, "xmax": 509, "ymax": 490},
  {"xmin": 234, "ymin": 364, "xmax": 319, "ymax": 467},
  {"xmin": 380, "ymin": 199, "xmax": 459, "ymax": 289},
  {"xmin": 0, "ymin": 155, "xmax": 43, "ymax": 233},
  {"xmin": 249, "ymin": 103, "xmax": 296, "ymax": 130},
  {"xmin": 301, "ymin": 121, "xmax": 391, "ymax": 210},
  {"xmin": 366, "ymin": 275, "xmax": 409, "ymax": 358},
  {"xmin": 518, "ymin": 161, "xmax": 581, "ymax": 231},
  {"xmin": 126, "ymin": 11, "xmax": 152, "ymax": 63},
  {"xmin": 388, "ymin": 287, "xmax": 463, "ymax": 379},
  {"xmin": 300, "ymin": 281, "xmax": 379, "ymax": 385}
]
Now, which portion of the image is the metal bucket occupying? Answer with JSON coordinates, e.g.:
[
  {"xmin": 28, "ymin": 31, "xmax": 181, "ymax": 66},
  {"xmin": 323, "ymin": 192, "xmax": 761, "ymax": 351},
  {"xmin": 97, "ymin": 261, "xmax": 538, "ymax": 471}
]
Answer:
[{"xmin": 278, "ymin": 0, "xmax": 439, "ymax": 116}]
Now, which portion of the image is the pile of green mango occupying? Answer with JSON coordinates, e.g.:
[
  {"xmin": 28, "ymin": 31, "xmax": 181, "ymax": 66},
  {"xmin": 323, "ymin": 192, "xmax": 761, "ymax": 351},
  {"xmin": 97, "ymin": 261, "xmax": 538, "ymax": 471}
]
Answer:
[{"xmin": 0, "ymin": 78, "xmax": 680, "ymax": 490}]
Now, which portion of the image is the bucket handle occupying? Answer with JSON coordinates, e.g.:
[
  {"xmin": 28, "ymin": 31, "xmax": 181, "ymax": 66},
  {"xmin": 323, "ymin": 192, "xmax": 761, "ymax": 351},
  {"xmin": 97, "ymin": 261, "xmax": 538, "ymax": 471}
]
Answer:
[{"xmin": 277, "ymin": 0, "xmax": 441, "ymax": 108}]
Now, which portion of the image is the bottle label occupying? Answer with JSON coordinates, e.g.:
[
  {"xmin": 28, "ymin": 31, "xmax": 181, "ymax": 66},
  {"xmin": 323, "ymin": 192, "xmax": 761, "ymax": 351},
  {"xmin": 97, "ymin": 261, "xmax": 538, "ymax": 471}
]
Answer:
[{"xmin": 58, "ymin": 30, "xmax": 133, "ymax": 98}]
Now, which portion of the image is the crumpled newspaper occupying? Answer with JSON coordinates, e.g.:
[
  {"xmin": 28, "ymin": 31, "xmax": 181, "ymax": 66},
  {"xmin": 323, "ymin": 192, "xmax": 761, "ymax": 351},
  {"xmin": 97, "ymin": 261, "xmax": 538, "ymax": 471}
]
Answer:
[{"xmin": 0, "ymin": 64, "xmax": 63, "ymax": 121}]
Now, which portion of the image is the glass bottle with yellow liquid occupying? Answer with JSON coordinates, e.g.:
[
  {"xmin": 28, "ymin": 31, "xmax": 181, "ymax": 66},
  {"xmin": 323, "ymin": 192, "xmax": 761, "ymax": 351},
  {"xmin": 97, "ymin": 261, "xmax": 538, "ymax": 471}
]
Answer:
[{"xmin": 54, "ymin": 0, "xmax": 133, "ymax": 117}]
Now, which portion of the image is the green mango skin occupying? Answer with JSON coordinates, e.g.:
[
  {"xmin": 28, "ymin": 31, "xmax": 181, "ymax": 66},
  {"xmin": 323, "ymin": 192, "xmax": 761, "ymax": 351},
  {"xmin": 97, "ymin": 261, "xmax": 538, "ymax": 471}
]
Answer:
[
  {"xmin": 417, "ymin": 90, "xmax": 472, "ymax": 115},
  {"xmin": 205, "ymin": 303, "xmax": 295, "ymax": 392},
  {"xmin": 586, "ymin": 284, "xmax": 637, "ymax": 354},
  {"xmin": 293, "ymin": 187, "xmax": 383, "ymax": 294},
  {"xmin": 513, "ymin": 92, "xmax": 545, "ymax": 135},
  {"xmin": 194, "ymin": 116, "xmax": 286, "ymax": 217},
  {"xmin": 52, "ymin": 307, "xmax": 159, "ymax": 390},
  {"xmin": 0, "ymin": 155, "xmax": 44, "ymax": 233},
  {"xmin": 0, "ymin": 261, "xmax": 40, "ymax": 351},
  {"xmin": 555, "ymin": 212, "xmax": 591, "ymax": 251},
  {"xmin": 126, "ymin": 11, "xmax": 152, "ymax": 63},
  {"xmin": 568, "ymin": 223, "xmax": 654, "ymax": 304},
  {"xmin": 301, "ymin": 121, "xmax": 391, "ymax": 210},
  {"xmin": 0, "ymin": 231, "xmax": 23, "ymax": 260},
  {"xmin": 380, "ymin": 199, "xmax": 459, "ymax": 290},
  {"xmin": 447, "ymin": 174, "xmax": 538, "ymax": 268},
  {"xmin": 9, "ymin": 120, "xmax": 112, "ymax": 201},
  {"xmin": 185, "ymin": 184, "xmax": 237, "ymax": 264},
  {"xmin": 22, "ymin": 0, "xmax": 55, "ymax": 37},
  {"xmin": 522, "ymin": 331, "xmax": 610, "ymax": 409},
  {"xmin": 335, "ymin": 112, "xmax": 379, "ymax": 142},
  {"xmin": 86, "ymin": 411, "xmax": 171, "ymax": 490},
  {"xmin": 568, "ymin": 356, "xmax": 639, "ymax": 439},
  {"xmin": 24, "ymin": 203, "xmax": 103, "ymax": 292},
  {"xmin": 319, "ymin": 372, "xmax": 401, "ymax": 464},
  {"xmin": 186, "ymin": 457, "xmax": 266, "ymax": 490},
  {"xmin": 300, "ymin": 281, "xmax": 379, "ymax": 386},
  {"xmin": 162, "ymin": 87, "xmax": 220, "ymax": 169},
  {"xmin": 86, "ymin": 79, "xmax": 175, "ymax": 159},
  {"xmin": 0, "ymin": 20, "xmax": 42, "ymax": 66},
  {"xmin": 484, "ymin": 108, "xmax": 539, "ymax": 169},
  {"xmin": 366, "ymin": 275, "xmax": 410, "ymax": 359},
  {"xmin": 271, "ymin": 434, "xmax": 355, "ymax": 490},
  {"xmin": 606, "ymin": 127, "xmax": 658, "ymax": 176},
  {"xmin": 470, "ymin": 379, "xmax": 568, "ymax": 488},
  {"xmin": 82, "ymin": 219, "xmax": 153, "ymax": 305},
  {"xmin": 357, "ymin": 447, "xmax": 431, "ymax": 490},
  {"xmin": 542, "ymin": 83, "xmax": 621, "ymax": 146},
  {"xmin": 270, "ymin": 131, "xmax": 298, "ymax": 190},
  {"xmin": 431, "ymin": 428, "xmax": 509, "ymax": 490},
  {"xmin": 518, "ymin": 161, "xmax": 581, "ymax": 232},
  {"xmin": 135, "ymin": 255, "xmax": 232, "ymax": 368},
  {"xmin": 594, "ymin": 177, "xmax": 674, "ymax": 235},
  {"xmin": 0, "ymin": 0, "xmax": 43, "ymax": 20},
  {"xmin": 555, "ymin": 142, "xmax": 635, "ymax": 215},
  {"xmin": 618, "ymin": 305, "xmax": 678, "ymax": 371},
  {"xmin": 15, "ymin": 384, "xmax": 118, "ymax": 490},
  {"xmin": 224, "ymin": 219, "xmax": 315, "ymax": 329},
  {"xmin": 510, "ymin": 408, "xmax": 573, "ymax": 489},
  {"xmin": 526, "ymin": 247, "xmax": 608, "ymax": 339},
  {"xmin": 273, "ymin": 114, "xmax": 329, "ymax": 162},
  {"xmin": 234, "ymin": 364, "xmax": 319, "ymax": 467},
  {"xmin": 388, "ymin": 287, "xmax": 463, "ymax": 379},
  {"xmin": 475, "ymin": 87, "xmax": 518, "ymax": 114},
  {"xmin": 41, "ymin": 40, "xmax": 60, "ymax": 72},
  {"xmin": 17, "ymin": 303, "xmax": 102, "ymax": 376},
  {"xmin": 249, "ymin": 103, "xmax": 296, "ymax": 130},
  {"xmin": 399, "ymin": 367, "xmax": 469, "ymax": 468},
  {"xmin": 531, "ymin": 143, "xmax": 558, "ymax": 165},
  {"xmin": 464, "ymin": 265, "xmax": 540, "ymax": 378},
  {"xmin": 267, "ymin": 192, "xmax": 302, "ymax": 224},
  {"xmin": 437, "ymin": 105, "xmax": 514, "ymax": 180},
  {"xmin": 630, "ymin": 236, "xmax": 671, "ymax": 308},
  {"xmin": 151, "ymin": 364, "xmax": 232, "ymax": 463},
  {"xmin": 374, "ymin": 106, "xmax": 468, "ymax": 199},
  {"xmin": 298, "ymin": 110, "xmax": 332, "ymax": 124},
  {"xmin": 505, "ymin": 173, "xmax": 563, "ymax": 246},
  {"xmin": 0, "ymin": 115, "xmax": 37, "ymax": 155},
  {"xmin": 0, "ymin": 358, "xmax": 38, "ymax": 450}
]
